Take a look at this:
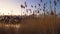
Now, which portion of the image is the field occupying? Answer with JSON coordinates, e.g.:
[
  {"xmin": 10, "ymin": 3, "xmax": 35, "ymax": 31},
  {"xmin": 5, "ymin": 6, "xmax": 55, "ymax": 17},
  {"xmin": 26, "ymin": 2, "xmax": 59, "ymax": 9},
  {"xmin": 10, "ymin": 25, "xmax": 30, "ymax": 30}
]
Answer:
[{"xmin": 0, "ymin": 15, "xmax": 60, "ymax": 34}]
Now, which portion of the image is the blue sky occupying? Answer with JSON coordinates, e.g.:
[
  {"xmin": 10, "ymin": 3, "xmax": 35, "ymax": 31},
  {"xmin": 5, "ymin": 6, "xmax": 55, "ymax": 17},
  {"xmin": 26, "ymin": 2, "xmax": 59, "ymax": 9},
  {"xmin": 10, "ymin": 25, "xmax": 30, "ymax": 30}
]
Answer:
[
  {"xmin": 31, "ymin": 0, "xmax": 59, "ymax": 13},
  {"xmin": 25, "ymin": 0, "xmax": 60, "ymax": 13},
  {"xmin": 0, "ymin": 0, "xmax": 60, "ymax": 15}
]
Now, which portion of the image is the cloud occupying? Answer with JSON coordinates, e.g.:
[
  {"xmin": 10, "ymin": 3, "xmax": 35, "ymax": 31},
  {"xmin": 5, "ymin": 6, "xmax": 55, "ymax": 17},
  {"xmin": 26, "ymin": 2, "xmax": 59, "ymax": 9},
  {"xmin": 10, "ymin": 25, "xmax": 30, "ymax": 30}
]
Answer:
[{"xmin": 0, "ymin": 0, "xmax": 22, "ymax": 15}]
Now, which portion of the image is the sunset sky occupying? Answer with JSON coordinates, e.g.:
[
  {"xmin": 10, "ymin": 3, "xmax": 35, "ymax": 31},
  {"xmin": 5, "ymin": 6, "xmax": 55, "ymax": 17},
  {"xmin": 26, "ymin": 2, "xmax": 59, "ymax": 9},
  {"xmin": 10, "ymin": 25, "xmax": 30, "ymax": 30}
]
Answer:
[{"xmin": 0, "ymin": 0, "xmax": 60, "ymax": 15}]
